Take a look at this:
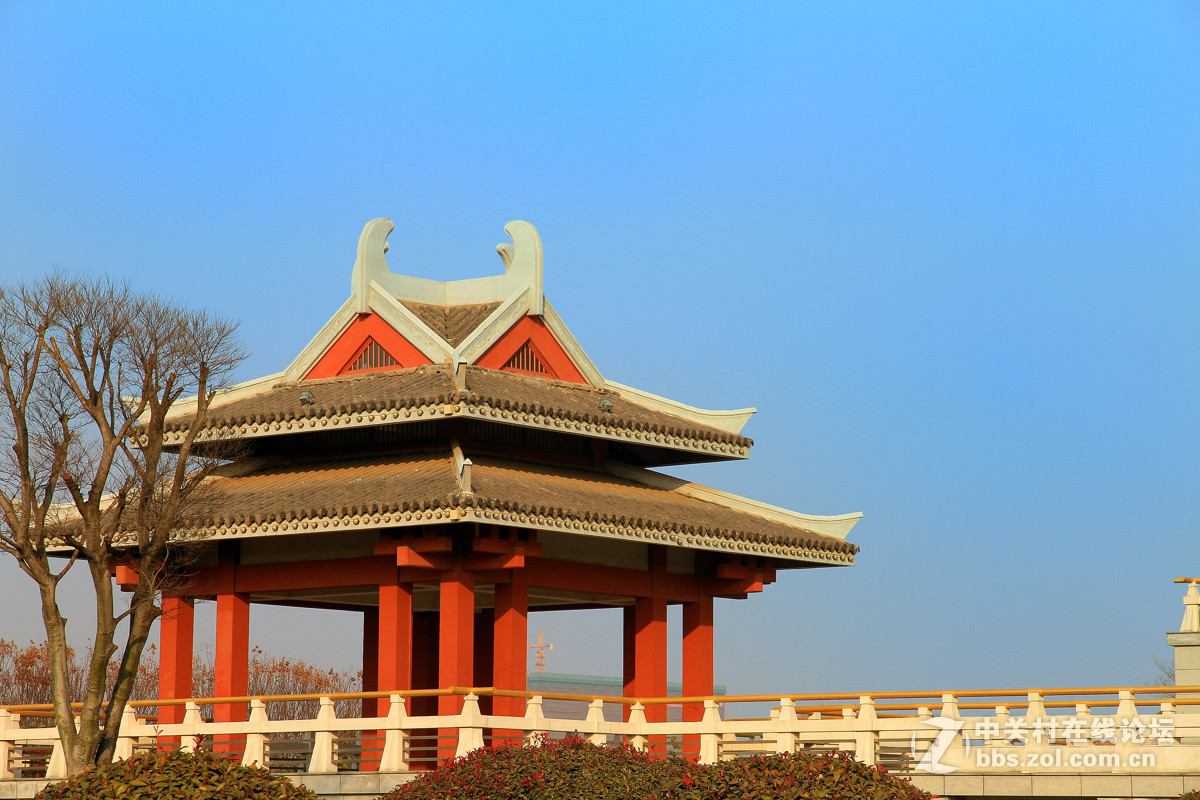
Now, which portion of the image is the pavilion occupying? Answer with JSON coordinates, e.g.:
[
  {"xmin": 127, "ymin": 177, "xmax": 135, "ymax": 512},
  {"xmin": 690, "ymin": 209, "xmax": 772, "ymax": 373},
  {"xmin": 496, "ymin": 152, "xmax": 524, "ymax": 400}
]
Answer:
[{"xmin": 147, "ymin": 218, "xmax": 862, "ymax": 737}]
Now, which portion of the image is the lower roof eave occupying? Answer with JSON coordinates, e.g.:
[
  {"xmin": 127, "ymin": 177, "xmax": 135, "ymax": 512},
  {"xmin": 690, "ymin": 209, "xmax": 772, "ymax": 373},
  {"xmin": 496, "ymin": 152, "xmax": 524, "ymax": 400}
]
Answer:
[{"xmin": 155, "ymin": 504, "xmax": 855, "ymax": 568}]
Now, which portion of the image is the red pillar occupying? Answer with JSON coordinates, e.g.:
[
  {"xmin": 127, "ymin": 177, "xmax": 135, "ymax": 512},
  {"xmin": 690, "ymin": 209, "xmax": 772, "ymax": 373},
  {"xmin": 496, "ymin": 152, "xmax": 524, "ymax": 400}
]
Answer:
[
  {"xmin": 214, "ymin": 546, "xmax": 250, "ymax": 733},
  {"xmin": 378, "ymin": 576, "xmax": 414, "ymax": 697},
  {"xmin": 622, "ymin": 606, "xmax": 636, "ymax": 721},
  {"xmin": 362, "ymin": 608, "xmax": 380, "ymax": 719},
  {"xmin": 439, "ymin": 569, "xmax": 475, "ymax": 763},
  {"xmin": 682, "ymin": 595, "xmax": 714, "ymax": 760},
  {"xmin": 411, "ymin": 612, "xmax": 439, "ymax": 702},
  {"xmin": 682, "ymin": 596, "xmax": 714, "ymax": 718},
  {"xmin": 493, "ymin": 571, "xmax": 528, "ymax": 732},
  {"xmin": 473, "ymin": 609, "xmax": 494, "ymax": 715},
  {"xmin": 438, "ymin": 569, "xmax": 475, "ymax": 713},
  {"xmin": 633, "ymin": 595, "xmax": 668, "ymax": 719},
  {"xmin": 367, "ymin": 571, "xmax": 412, "ymax": 770},
  {"xmin": 633, "ymin": 547, "xmax": 668, "ymax": 747},
  {"xmin": 410, "ymin": 612, "xmax": 439, "ymax": 768},
  {"xmin": 158, "ymin": 595, "xmax": 194, "ymax": 728}
]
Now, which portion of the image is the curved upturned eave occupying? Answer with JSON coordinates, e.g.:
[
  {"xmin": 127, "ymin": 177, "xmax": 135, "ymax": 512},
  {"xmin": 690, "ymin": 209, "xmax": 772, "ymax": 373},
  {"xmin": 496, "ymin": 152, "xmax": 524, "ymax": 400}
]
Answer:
[
  {"xmin": 136, "ymin": 452, "xmax": 856, "ymax": 566},
  {"xmin": 157, "ymin": 366, "xmax": 754, "ymax": 462}
]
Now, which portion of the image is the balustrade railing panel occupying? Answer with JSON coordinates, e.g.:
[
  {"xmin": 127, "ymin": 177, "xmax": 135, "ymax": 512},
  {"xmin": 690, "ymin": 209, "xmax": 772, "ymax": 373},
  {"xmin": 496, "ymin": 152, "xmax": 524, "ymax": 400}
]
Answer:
[{"xmin": 2, "ymin": 686, "xmax": 1199, "ymax": 779}]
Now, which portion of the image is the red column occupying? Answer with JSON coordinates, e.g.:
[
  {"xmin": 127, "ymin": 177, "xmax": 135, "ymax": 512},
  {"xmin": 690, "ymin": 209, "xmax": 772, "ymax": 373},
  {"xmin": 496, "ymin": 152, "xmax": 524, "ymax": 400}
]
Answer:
[
  {"xmin": 438, "ymin": 569, "xmax": 475, "ymax": 763},
  {"xmin": 634, "ymin": 547, "xmax": 668, "ymax": 749},
  {"xmin": 493, "ymin": 571, "xmax": 528, "ymax": 732},
  {"xmin": 682, "ymin": 595, "xmax": 714, "ymax": 760},
  {"xmin": 622, "ymin": 606, "xmax": 636, "ymax": 721},
  {"xmin": 158, "ymin": 595, "xmax": 194, "ymax": 728},
  {"xmin": 410, "ymin": 612, "xmax": 439, "ymax": 768},
  {"xmin": 378, "ymin": 577, "xmax": 414, "ymax": 697},
  {"xmin": 473, "ymin": 609, "xmax": 495, "ymax": 714},
  {"xmin": 214, "ymin": 547, "xmax": 250, "ymax": 732},
  {"xmin": 633, "ymin": 595, "xmax": 668, "ymax": 719},
  {"xmin": 438, "ymin": 569, "xmax": 475, "ymax": 711},
  {"xmin": 368, "ymin": 571, "xmax": 412, "ymax": 770},
  {"xmin": 411, "ymin": 612, "xmax": 439, "ymax": 701},
  {"xmin": 362, "ymin": 608, "xmax": 380, "ymax": 719},
  {"xmin": 682, "ymin": 596, "xmax": 714, "ymax": 718}
]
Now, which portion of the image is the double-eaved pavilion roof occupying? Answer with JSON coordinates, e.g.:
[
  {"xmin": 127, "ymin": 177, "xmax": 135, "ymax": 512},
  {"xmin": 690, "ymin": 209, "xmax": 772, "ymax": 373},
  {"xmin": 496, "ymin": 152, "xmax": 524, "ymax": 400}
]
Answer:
[{"xmin": 160, "ymin": 218, "xmax": 861, "ymax": 566}]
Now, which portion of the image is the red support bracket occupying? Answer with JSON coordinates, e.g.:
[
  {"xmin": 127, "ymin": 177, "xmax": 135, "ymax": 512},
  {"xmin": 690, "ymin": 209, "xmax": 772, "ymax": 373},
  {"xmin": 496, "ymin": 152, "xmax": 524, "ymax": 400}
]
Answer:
[
  {"xmin": 114, "ymin": 564, "xmax": 139, "ymax": 591},
  {"xmin": 462, "ymin": 553, "xmax": 525, "ymax": 571},
  {"xmin": 473, "ymin": 538, "xmax": 543, "ymax": 557},
  {"xmin": 395, "ymin": 547, "xmax": 453, "ymax": 570}
]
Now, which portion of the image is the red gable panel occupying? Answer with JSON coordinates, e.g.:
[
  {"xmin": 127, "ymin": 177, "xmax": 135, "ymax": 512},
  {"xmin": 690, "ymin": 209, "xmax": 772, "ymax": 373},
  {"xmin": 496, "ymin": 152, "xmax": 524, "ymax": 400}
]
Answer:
[
  {"xmin": 475, "ymin": 316, "xmax": 587, "ymax": 384},
  {"xmin": 304, "ymin": 313, "xmax": 433, "ymax": 380}
]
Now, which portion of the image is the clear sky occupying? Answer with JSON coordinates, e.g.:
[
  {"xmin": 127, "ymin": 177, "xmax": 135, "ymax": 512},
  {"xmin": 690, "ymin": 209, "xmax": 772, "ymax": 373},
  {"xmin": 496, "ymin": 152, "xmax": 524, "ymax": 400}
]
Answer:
[{"xmin": 1, "ymin": 1, "xmax": 1197, "ymax": 696}]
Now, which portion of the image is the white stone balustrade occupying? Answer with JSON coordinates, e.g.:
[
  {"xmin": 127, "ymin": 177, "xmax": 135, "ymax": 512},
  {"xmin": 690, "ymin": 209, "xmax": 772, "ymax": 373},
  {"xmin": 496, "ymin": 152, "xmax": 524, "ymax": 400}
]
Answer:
[{"xmin": 3, "ymin": 689, "xmax": 1200, "ymax": 781}]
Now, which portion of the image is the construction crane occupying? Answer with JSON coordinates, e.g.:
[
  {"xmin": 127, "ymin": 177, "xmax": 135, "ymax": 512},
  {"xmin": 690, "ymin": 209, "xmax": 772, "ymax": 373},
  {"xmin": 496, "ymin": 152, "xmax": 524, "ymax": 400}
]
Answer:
[{"xmin": 528, "ymin": 629, "xmax": 554, "ymax": 672}]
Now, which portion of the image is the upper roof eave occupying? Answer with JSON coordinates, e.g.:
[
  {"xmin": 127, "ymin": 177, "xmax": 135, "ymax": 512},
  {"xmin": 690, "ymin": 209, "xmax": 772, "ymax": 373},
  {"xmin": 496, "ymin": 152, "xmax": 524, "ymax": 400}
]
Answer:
[
  {"xmin": 604, "ymin": 381, "xmax": 755, "ymax": 436},
  {"xmin": 158, "ymin": 365, "xmax": 754, "ymax": 460}
]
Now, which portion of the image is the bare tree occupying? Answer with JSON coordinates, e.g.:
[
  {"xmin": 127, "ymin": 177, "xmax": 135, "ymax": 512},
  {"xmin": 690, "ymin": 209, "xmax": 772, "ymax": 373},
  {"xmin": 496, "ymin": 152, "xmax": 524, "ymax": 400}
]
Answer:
[
  {"xmin": 0, "ymin": 273, "xmax": 244, "ymax": 773},
  {"xmin": 1153, "ymin": 657, "xmax": 1175, "ymax": 688}
]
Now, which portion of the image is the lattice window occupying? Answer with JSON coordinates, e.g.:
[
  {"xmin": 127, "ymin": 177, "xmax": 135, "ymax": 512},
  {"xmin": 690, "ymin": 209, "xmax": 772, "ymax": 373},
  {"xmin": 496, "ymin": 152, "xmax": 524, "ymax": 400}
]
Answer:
[
  {"xmin": 347, "ymin": 338, "xmax": 398, "ymax": 372},
  {"xmin": 503, "ymin": 342, "xmax": 549, "ymax": 375}
]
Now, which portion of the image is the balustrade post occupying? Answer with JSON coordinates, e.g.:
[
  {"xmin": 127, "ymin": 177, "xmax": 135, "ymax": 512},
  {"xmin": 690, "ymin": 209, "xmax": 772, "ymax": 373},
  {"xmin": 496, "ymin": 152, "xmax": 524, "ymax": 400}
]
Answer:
[
  {"xmin": 853, "ymin": 696, "xmax": 878, "ymax": 766},
  {"xmin": 0, "ymin": 710, "xmax": 13, "ymax": 780},
  {"xmin": 1115, "ymin": 691, "xmax": 1138, "ymax": 767},
  {"xmin": 1157, "ymin": 704, "xmax": 1178, "ymax": 745},
  {"xmin": 455, "ymin": 693, "xmax": 485, "ymax": 758},
  {"xmin": 379, "ymin": 694, "xmax": 410, "ymax": 772},
  {"xmin": 113, "ymin": 705, "xmax": 138, "ymax": 762},
  {"xmin": 992, "ymin": 707, "xmax": 1010, "ymax": 746},
  {"xmin": 1069, "ymin": 704, "xmax": 1090, "ymax": 745},
  {"xmin": 585, "ymin": 700, "xmax": 607, "ymax": 746},
  {"xmin": 840, "ymin": 706, "xmax": 855, "ymax": 751},
  {"xmin": 627, "ymin": 703, "xmax": 649, "ymax": 752},
  {"xmin": 1116, "ymin": 690, "xmax": 1137, "ymax": 721},
  {"xmin": 1026, "ymin": 692, "xmax": 1048, "ymax": 744},
  {"xmin": 307, "ymin": 697, "xmax": 338, "ymax": 773},
  {"xmin": 523, "ymin": 696, "xmax": 547, "ymax": 746},
  {"xmin": 774, "ymin": 697, "xmax": 798, "ymax": 754},
  {"xmin": 241, "ymin": 700, "xmax": 269, "ymax": 768},
  {"xmin": 699, "ymin": 700, "xmax": 720, "ymax": 765},
  {"xmin": 180, "ymin": 703, "xmax": 202, "ymax": 753},
  {"xmin": 45, "ymin": 718, "xmax": 73, "ymax": 780}
]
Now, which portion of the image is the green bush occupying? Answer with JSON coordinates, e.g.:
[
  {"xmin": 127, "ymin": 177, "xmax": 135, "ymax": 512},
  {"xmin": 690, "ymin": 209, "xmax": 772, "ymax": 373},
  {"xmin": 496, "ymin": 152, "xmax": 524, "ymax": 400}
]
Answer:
[
  {"xmin": 686, "ymin": 751, "xmax": 932, "ymax": 800},
  {"xmin": 384, "ymin": 736, "xmax": 694, "ymax": 800},
  {"xmin": 34, "ymin": 748, "xmax": 319, "ymax": 800},
  {"xmin": 384, "ymin": 736, "xmax": 933, "ymax": 800}
]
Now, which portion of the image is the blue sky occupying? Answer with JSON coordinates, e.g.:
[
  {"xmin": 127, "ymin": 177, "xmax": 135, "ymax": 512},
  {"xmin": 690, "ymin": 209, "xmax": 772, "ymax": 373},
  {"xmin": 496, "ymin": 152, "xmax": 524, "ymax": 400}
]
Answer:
[{"xmin": 1, "ymin": 1, "xmax": 1197, "ymax": 695}]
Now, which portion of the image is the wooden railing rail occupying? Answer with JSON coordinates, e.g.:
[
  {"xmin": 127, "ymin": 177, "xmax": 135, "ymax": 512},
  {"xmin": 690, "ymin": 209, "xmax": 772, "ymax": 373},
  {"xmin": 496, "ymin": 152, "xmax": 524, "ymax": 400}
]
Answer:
[{"xmin": 6, "ymin": 683, "xmax": 1199, "ymax": 716}]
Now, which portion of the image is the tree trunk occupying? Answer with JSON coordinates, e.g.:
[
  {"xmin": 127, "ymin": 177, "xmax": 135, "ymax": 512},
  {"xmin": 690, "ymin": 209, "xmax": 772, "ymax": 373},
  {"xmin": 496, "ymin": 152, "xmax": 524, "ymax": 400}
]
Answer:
[
  {"xmin": 37, "ymin": 576, "xmax": 83, "ymax": 775},
  {"xmin": 75, "ymin": 557, "xmax": 118, "ymax": 767},
  {"xmin": 95, "ymin": 583, "xmax": 159, "ymax": 765}
]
